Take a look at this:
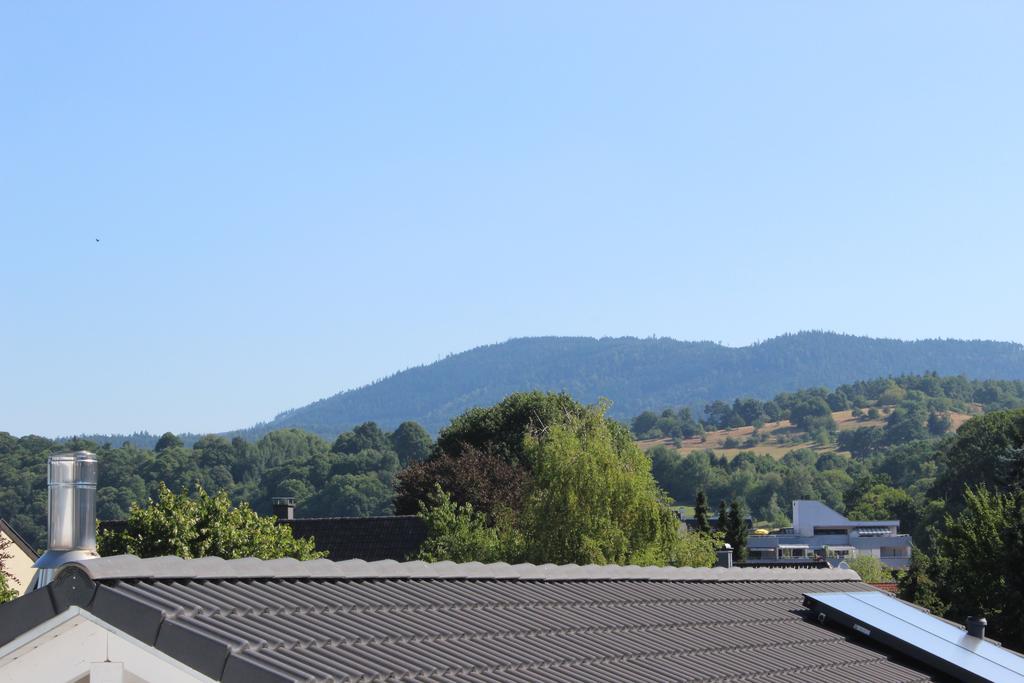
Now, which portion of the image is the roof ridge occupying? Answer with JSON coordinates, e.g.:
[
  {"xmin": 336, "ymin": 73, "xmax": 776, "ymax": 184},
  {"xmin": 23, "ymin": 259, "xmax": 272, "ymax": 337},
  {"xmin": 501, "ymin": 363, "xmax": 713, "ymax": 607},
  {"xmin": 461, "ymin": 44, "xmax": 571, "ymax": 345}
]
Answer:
[{"xmin": 66, "ymin": 555, "xmax": 862, "ymax": 583}]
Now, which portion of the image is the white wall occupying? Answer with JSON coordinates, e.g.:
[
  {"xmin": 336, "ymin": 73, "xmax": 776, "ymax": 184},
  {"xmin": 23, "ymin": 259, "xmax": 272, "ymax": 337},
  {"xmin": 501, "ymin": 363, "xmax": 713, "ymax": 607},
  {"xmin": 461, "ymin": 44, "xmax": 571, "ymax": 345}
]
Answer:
[
  {"xmin": 791, "ymin": 500, "xmax": 851, "ymax": 536},
  {"xmin": 0, "ymin": 530, "xmax": 36, "ymax": 597},
  {"xmin": 0, "ymin": 608, "xmax": 213, "ymax": 683}
]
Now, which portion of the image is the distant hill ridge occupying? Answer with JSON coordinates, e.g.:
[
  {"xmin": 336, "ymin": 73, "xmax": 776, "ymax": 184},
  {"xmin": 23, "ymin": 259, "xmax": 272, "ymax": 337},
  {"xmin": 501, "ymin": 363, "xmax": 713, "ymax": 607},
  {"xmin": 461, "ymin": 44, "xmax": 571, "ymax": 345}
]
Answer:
[{"xmin": 225, "ymin": 331, "xmax": 1024, "ymax": 439}]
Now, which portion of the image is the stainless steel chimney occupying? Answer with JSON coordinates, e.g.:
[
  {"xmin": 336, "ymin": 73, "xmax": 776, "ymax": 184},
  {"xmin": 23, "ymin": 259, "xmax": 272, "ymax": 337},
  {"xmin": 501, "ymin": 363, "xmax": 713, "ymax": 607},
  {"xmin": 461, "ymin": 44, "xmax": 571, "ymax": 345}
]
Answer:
[{"xmin": 31, "ymin": 451, "xmax": 100, "ymax": 588}]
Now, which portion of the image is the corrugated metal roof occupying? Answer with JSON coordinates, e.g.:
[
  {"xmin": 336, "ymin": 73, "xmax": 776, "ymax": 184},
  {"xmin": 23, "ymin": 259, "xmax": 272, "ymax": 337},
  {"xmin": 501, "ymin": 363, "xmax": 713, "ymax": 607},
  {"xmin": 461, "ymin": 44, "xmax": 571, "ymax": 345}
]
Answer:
[{"xmin": 0, "ymin": 555, "xmax": 941, "ymax": 683}]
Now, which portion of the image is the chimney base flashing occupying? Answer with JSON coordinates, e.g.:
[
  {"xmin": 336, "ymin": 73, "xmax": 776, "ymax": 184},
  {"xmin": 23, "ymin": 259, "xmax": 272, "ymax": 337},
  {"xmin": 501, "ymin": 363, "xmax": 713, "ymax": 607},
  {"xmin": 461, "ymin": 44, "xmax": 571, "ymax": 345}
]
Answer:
[{"xmin": 31, "ymin": 549, "xmax": 100, "ymax": 592}]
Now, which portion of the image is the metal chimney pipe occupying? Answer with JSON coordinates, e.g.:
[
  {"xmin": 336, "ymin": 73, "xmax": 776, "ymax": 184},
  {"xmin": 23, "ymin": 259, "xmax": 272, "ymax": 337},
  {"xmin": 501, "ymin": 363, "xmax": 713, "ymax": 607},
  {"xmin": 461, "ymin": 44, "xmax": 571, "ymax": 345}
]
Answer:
[
  {"xmin": 31, "ymin": 451, "xmax": 100, "ymax": 589},
  {"xmin": 966, "ymin": 616, "xmax": 987, "ymax": 639}
]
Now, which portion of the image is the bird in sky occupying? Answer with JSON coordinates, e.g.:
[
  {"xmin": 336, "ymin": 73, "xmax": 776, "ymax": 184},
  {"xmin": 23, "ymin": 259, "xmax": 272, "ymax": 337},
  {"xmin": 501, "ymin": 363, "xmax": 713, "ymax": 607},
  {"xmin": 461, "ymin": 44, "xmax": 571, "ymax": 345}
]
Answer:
[{"xmin": 95, "ymin": 238, "xmax": 100, "ymax": 242}]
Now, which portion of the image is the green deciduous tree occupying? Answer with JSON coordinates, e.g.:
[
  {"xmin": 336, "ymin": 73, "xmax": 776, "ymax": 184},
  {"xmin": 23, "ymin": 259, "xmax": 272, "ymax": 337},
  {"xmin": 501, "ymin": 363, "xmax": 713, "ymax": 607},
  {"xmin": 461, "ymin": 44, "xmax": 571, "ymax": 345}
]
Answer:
[
  {"xmin": 332, "ymin": 422, "xmax": 391, "ymax": 455},
  {"xmin": 415, "ymin": 485, "xmax": 521, "ymax": 563},
  {"xmin": 927, "ymin": 411, "xmax": 953, "ymax": 436},
  {"xmin": 519, "ymin": 407, "xmax": 683, "ymax": 566},
  {"xmin": 883, "ymin": 402, "xmax": 929, "ymax": 445},
  {"xmin": 672, "ymin": 529, "xmax": 720, "ymax": 568},
  {"xmin": 761, "ymin": 492, "xmax": 789, "ymax": 529},
  {"xmin": 789, "ymin": 397, "xmax": 835, "ymax": 433},
  {"xmin": 399, "ymin": 391, "xmax": 639, "ymax": 517},
  {"xmin": 897, "ymin": 550, "xmax": 945, "ymax": 615},
  {"xmin": 412, "ymin": 394, "xmax": 716, "ymax": 568},
  {"xmin": 877, "ymin": 382, "xmax": 908, "ymax": 406},
  {"xmin": 433, "ymin": 392, "xmax": 628, "ymax": 470},
  {"xmin": 934, "ymin": 408, "xmax": 1024, "ymax": 507},
  {"xmin": 154, "ymin": 432, "xmax": 183, "ymax": 453},
  {"xmin": 847, "ymin": 484, "xmax": 918, "ymax": 536},
  {"xmin": 931, "ymin": 487, "xmax": 1024, "ymax": 650},
  {"xmin": 389, "ymin": 421, "xmax": 433, "ymax": 466},
  {"xmin": 631, "ymin": 411, "xmax": 660, "ymax": 438},
  {"xmin": 98, "ymin": 484, "xmax": 324, "ymax": 560},
  {"xmin": 837, "ymin": 426, "xmax": 883, "ymax": 458},
  {"xmin": 309, "ymin": 471, "xmax": 395, "ymax": 517},
  {"xmin": 846, "ymin": 554, "xmax": 892, "ymax": 583},
  {"xmin": 0, "ymin": 535, "xmax": 16, "ymax": 603}
]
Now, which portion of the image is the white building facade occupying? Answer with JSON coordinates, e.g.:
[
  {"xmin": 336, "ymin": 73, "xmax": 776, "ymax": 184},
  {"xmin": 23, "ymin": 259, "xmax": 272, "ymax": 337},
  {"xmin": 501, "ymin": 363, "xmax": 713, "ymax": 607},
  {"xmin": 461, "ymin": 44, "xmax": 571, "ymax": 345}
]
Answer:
[{"xmin": 746, "ymin": 500, "xmax": 913, "ymax": 569}]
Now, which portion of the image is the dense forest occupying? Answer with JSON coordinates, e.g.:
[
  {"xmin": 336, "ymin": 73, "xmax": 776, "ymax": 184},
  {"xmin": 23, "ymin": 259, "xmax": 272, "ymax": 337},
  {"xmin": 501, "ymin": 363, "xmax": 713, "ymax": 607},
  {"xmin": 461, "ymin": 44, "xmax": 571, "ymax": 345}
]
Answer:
[
  {"xmin": 0, "ymin": 421, "xmax": 433, "ymax": 550},
  {"xmin": 75, "ymin": 332, "xmax": 1021, "ymax": 442}
]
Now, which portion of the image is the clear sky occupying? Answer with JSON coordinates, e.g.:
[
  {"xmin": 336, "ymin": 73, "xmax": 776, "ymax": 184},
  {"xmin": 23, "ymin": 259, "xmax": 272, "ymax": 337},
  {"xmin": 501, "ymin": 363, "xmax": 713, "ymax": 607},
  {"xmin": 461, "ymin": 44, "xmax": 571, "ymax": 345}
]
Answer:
[{"xmin": 2, "ymin": 3, "xmax": 1023, "ymax": 437}]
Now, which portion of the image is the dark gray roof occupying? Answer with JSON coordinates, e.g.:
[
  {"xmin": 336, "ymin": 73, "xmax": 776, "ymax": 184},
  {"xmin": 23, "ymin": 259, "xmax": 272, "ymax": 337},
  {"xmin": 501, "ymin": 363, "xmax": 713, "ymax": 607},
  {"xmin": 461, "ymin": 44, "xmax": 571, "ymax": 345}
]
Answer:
[
  {"xmin": 0, "ymin": 518, "xmax": 38, "ymax": 560},
  {"xmin": 280, "ymin": 515, "xmax": 427, "ymax": 562},
  {"xmin": 0, "ymin": 556, "xmax": 942, "ymax": 683}
]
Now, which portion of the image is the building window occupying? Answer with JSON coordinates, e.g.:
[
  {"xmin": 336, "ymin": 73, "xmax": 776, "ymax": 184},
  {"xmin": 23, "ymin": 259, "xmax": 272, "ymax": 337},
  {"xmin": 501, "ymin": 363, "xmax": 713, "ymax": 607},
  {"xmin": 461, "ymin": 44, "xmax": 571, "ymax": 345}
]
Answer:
[{"xmin": 856, "ymin": 527, "xmax": 894, "ymax": 537}]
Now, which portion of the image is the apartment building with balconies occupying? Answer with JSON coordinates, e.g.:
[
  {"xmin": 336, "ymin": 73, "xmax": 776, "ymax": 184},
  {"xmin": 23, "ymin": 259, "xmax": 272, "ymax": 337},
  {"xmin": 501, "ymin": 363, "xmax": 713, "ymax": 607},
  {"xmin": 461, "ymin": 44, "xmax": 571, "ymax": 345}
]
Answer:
[{"xmin": 746, "ymin": 500, "xmax": 913, "ymax": 569}]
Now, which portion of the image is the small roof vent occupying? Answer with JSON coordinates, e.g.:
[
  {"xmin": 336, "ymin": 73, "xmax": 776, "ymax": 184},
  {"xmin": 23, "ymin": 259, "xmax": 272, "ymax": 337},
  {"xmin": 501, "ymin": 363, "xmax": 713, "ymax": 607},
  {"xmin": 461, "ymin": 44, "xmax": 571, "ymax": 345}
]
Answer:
[{"xmin": 967, "ymin": 616, "xmax": 988, "ymax": 639}]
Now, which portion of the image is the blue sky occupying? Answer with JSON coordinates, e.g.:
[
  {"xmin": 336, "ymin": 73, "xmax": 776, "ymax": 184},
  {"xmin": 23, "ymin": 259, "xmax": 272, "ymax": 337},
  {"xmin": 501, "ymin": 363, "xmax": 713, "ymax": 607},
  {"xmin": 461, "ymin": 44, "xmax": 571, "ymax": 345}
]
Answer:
[{"xmin": 2, "ymin": 3, "xmax": 1023, "ymax": 437}]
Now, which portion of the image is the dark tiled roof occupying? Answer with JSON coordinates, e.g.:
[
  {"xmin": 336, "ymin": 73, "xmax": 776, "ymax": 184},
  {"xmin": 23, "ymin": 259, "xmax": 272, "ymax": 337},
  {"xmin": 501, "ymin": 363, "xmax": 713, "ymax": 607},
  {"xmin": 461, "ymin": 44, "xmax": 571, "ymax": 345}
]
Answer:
[
  {"xmin": 100, "ymin": 516, "xmax": 428, "ymax": 563},
  {"xmin": 0, "ymin": 556, "xmax": 941, "ymax": 683},
  {"xmin": 280, "ymin": 515, "xmax": 427, "ymax": 562},
  {"xmin": 0, "ymin": 518, "xmax": 38, "ymax": 560}
]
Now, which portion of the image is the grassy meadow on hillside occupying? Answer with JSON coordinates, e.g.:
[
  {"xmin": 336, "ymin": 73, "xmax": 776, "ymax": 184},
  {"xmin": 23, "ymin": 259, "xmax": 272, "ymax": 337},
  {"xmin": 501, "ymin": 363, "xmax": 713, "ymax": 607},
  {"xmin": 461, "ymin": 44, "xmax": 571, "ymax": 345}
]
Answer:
[{"xmin": 637, "ymin": 407, "xmax": 977, "ymax": 460}]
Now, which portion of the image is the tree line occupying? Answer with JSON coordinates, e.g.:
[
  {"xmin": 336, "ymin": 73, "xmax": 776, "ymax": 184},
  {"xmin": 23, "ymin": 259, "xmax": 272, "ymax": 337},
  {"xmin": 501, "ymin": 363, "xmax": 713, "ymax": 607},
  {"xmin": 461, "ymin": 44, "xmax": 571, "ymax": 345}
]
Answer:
[
  {"xmin": 630, "ymin": 373, "xmax": 1024, "ymax": 441},
  {"xmin": 0, "ymin": 420, "xmax": 433, "ymax": 550}
]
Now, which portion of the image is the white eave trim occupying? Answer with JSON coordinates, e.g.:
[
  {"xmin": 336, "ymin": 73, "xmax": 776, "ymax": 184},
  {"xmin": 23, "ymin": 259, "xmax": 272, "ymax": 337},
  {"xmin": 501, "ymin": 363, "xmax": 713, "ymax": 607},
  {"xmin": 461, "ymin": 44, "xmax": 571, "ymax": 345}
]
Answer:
[
  {"xmin": 0, "ymin": 605, "xmax": 83, "ymax": 659},
  {"xmin": 0, "ymin": 606, "xmax": 216, "ymax": 682}
]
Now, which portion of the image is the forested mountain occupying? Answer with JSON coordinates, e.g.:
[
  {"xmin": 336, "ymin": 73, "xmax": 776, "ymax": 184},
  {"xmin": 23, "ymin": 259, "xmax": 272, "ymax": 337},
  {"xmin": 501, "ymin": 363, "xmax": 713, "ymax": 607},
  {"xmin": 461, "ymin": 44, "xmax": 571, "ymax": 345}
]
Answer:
[{"xmin": 234, "ymin": 332, "xmax": 1024, "ymax": 439}]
